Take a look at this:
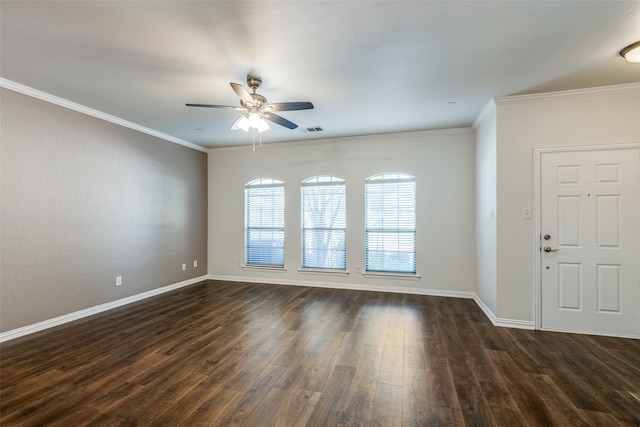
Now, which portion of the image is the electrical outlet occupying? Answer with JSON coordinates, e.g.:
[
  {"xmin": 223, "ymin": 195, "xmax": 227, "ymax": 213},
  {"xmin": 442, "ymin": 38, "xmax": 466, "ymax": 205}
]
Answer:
[
  {"xmin": 182, "ymin": 263, "xmax": 186, "ymax": 271},
  {"xmin": 193, "ymin": 260, "xmax": 198, "ymax": 268},
  {"xmin": 116, "ymin": 276, "xmax": 122, "ymax": 286}
]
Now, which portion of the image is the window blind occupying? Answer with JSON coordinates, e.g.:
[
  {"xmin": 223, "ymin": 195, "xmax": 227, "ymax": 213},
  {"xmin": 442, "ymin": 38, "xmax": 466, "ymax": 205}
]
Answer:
[
  {"xmin": 365, "ymin": 173, "xmax": 416, "ymax": 273},
  {"xmin": 245, "ymin": 178, "xmax": 285, "ymax": 266},
  {"xmin": 301, "ymin": 176, "xmax": 346, "ymax": 269}
]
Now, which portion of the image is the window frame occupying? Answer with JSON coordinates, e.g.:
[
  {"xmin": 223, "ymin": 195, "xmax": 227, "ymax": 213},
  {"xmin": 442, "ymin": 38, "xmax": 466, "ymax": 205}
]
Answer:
[
  {"xmin": 364, "ymin": 172, "xmax": 417, "ymax": 275},
  {"xmin": 300, "ymin": 175, "xmax": 347, "ymax": 272},
  {"xmin": 244, "ymin": 178, "xmax": 285, "ymax": 268}
]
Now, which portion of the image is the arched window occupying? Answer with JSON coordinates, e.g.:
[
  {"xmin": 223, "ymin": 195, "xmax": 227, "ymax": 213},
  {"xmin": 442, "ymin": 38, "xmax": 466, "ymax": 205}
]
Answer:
[
  {"xmin": 365, "ymin": 173, "xmax": 416, "ymax": 273},
  {"xmin": 245, "ymin": 178, "xmax": 285, "ymax": 266},
  {"xmin": 301, "ymin": 176, "xmax": 346, "ymax": 269}
]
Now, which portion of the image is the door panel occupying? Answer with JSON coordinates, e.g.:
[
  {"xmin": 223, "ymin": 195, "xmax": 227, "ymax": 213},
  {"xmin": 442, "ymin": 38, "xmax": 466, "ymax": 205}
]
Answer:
[
  {"xmin": 596, "ymin": 195, "xmax": 619, "ymax": 247},
  {"xmin": 540, "ymin": 148, "xmax": 640, "ymax": 338},
  {"xmin": 558, "ymin": 196, "xmax": 580, "ymax": 246},
  {"xmin": 558, "ymin": 263, "xmax": 581, "ymax": 310},
  {"xmin": 596, "ymin": 264, "xmax": 620, "ymax": 313}
]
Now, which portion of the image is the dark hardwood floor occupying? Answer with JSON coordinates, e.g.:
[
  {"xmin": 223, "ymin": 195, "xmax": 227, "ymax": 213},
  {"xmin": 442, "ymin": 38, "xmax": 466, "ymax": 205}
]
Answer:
[{"xmin": 1, "ymin": 280, "xmax": 639, "ymax": 426}]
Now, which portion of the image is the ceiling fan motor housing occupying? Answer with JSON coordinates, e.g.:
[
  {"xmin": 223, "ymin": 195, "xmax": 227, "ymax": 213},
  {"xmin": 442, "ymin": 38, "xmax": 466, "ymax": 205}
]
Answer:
[
  {"xmin": 247, "ymin": 76, "xmax": 262, "ymax": 90},
  {"xmin": 241, "ymin": 93, "xmax": 267, "ymax": 109},
  {"xmin": 186, "ymin": 72, "xmax": 312, "ymax": 131}
]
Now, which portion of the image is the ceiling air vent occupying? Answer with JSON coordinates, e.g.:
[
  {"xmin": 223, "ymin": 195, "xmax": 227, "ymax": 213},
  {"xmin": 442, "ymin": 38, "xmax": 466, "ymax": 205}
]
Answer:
[{"xmin": 305, "ymin": 127, "xmax": 324, "ymax": 132}]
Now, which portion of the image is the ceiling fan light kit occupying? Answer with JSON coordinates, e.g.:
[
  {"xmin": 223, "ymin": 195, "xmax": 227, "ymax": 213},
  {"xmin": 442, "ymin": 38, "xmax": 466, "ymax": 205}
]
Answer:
[
  {"xmin": 186, "ymin": 73, "xmax": 314, "ymax": 147},
  {"xmin": 620, "ymin": 41, "xmax": 640, "ymax": 63}
]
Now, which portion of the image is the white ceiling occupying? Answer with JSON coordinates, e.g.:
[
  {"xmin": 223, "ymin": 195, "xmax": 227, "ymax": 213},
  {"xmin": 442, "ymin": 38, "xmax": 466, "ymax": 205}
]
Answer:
[{"xmin": 1, "ymin": 1, "xmax": 639, "ymax": 149}]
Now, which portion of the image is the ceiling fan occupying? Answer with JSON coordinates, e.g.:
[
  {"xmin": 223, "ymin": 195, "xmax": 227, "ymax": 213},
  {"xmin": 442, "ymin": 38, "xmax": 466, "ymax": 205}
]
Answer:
[{"xmin": 186, "ymin": 74, "xmax": 314, "ymax": 133}]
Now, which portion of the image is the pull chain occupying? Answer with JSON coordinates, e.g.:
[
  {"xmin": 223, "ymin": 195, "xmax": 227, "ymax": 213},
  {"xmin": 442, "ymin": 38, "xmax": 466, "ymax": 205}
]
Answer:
[{"xmin": 251, "ymin": 129, "xmax": 263, "ymax": 151}]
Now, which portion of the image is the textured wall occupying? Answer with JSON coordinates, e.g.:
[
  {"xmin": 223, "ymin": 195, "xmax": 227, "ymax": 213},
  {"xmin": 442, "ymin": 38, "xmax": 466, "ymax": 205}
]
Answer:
[
  {"xmin": 495, "ymin": 85, "xmax": 640, "ymax": 322},
  {"xmin": 473, "ymin": 101, "xmax": 497, "ymax": 316},
  {"xmin": 208, "ymin": 129, "xmax": 476, "ymax": 295},
  {"xmin": 1, "ymin": 88, "xmax": 208, "ymax": 332}
]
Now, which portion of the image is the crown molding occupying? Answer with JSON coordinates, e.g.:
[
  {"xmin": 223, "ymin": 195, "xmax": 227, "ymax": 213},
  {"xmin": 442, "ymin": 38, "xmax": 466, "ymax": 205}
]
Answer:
[
  {"xmin": 472, "ymin": 99, "xmax": 496, "ymax": 129},
  {"xmin": 494, "ymin": 82, "xmax": 640, "ymax": 105},
  {"xmin": 207, "ymin": 127, "xmax": 474, "ymax": 154},
  {"xmin": 0, "ymin": 78, "xmax": 208, "ymax": 153}
]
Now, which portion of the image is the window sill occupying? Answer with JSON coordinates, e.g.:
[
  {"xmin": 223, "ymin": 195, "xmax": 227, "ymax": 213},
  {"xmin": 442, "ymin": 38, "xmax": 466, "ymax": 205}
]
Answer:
[
  {"xmin": 362, "ymin": 271, "xmax": 421, "ymax": 280},
  {"xmin": 298, "ymin": 268, "xmax": 349, "ymax": 276},
  {"xmin": 241, "ymin": 265, "xmax": 287, "ymax": 273}
]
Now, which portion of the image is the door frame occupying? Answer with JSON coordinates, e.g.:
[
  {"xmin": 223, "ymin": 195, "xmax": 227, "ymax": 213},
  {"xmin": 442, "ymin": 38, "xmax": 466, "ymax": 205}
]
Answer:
[{"xmin": 532, "ymin": 142, "xmax": 640, "ymax": 332}]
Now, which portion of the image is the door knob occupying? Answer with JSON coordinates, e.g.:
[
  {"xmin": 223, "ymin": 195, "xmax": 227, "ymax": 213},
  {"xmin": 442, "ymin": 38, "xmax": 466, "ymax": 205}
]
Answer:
[{"xmin": 543, "ymin": 246, "xmax": 559, "ymax": 253}]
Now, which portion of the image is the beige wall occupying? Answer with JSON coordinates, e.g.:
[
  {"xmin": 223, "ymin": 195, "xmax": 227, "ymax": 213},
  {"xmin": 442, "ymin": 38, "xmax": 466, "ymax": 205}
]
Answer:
[
  {"xmin": 494, "ymin": 84, "xmax": 640, "ymax": 323},
  {"xmin": 473, "ymin": 101, "xmax": 497, "ymax": 316},
  {"xmin": 6, "ymin": 79, "xmax": 634, "ymax": 336},
  {"xmin": 1, "ymin": 88, "xmax": 208, "ymax": 332},
  {"xmin": 208, "ymin": 129, "xmax": 476, "ymax": 296}
]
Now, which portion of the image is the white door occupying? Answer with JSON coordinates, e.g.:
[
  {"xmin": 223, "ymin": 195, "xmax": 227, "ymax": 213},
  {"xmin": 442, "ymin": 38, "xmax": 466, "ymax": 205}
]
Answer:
[{"xmin": 540, "ymin": 147, "xmax": 640, "ymax": 338}]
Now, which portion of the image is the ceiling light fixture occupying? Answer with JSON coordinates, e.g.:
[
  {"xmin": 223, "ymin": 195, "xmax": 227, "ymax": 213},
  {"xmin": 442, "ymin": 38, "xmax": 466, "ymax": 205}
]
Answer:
[
  {"xmin": 232, "ymin": 112, "xmax": 270, "ymax": 133},
  {"xmin": 620, "ymin": 41, "xmax": 640, "ymax": 63},
  {"xmin": 186, "ymin": 74, "xmax": 313, "ymax": 150},
  {"xmin": 231, "ymin": 111, "xmax": 271, "ymax": 150},
  {"xmin": 248, "ymin": 112, "xmax": 261, "ymax": 129}
]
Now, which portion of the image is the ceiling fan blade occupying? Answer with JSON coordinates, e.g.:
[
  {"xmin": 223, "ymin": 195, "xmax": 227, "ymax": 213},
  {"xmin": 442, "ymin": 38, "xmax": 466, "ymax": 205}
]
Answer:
[
  {"xmin": 264, "ymin": 113, "xmax": 298, "ymax": 130},
  {"xmin": 186, "ymin": 103, "xmax": 244, "ymax": 110},
  {"xmin": 265, "ymin": 102, "xmax": 314, "ymax": 112},
  {"xmin": 230, "ymin": 82, "xmax": 255, "ymax": 104}
]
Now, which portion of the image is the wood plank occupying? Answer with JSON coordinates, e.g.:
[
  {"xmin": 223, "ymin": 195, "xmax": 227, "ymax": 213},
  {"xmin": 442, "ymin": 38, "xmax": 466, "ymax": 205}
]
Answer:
[
  {"xmin": 270, "ymin": 387, "xmax": 322, "ymax": 427},
  {"xmin": 307, "ymin": 365, "xmax": 356, "ymax": 427},
  {"xmin": 2, "ymin": 279, "xmax": 639, "ymax": 425},
  {"xmin": 339, "ymin": 344, "xmax": 383, "ymax": 426},
  {"xmin": 371, "ymin": 382, "xmax": 403, "ymax": 427}
]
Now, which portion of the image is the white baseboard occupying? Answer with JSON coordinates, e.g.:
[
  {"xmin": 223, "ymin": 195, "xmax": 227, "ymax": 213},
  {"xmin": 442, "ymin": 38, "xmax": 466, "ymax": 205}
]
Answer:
[
  {"xmin": 207, "ymin": 274, "xmax": 475, "ymax": 299},
  {"xmin": 472, "ymin": 294, "xmax": 497, "ymax": 324},
  {"xmin": 1, "ymin": 275, "xmax": 538, "ymax": 343},
  {"xmin": 212, "ymin": 275, "xmax": 538, "ymax": 329},
  {"xmin": 0, "ymin": 275, "xmax": 209, "ymax": 343},
  {"xmin": 473, "ymin": 294, "xmax": 535, "ymax": 330},
  {"xmin": 494, "ymin": 318, "xmax": 535, "ymax": 330},
  {"xmin": 540, "ymin": 326, "xmax": 638, "ymax": 339}
]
